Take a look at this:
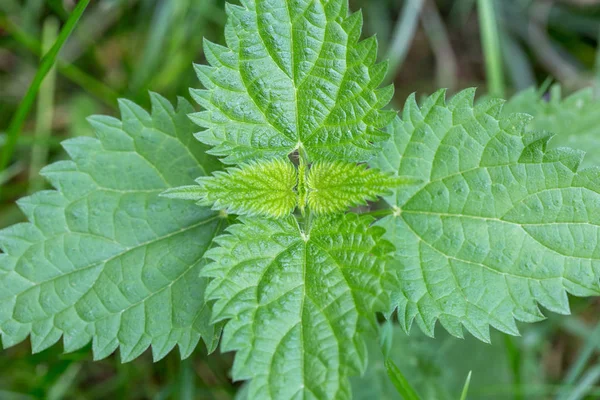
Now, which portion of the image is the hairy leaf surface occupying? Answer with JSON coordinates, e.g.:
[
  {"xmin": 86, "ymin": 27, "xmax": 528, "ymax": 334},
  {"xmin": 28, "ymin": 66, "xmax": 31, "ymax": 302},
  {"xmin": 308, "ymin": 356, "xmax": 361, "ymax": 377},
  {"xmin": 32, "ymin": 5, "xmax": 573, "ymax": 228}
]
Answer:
[
  {"xmin": 307, "ymin": 161, "xmax": 404, "ymax": 214},
  {"xmin": 191, "ymin": 0, "xmax": 395, "ymax": 165},
  {"xmin": 503, "ymin": 86, "xmax": 600, "ymax": 166},
  {"xmin": 162, "ymin": 159, "xmax": 297, "ymax": 218},
  {"xmin": 203, "ymin": 214, "xmax": 392, "ymax": 399},
  {"xmin": 0, "ymin": 95, "xmax": 226, "ymax": 361},
  {"xmin": 372, "ymin": 89, "xmax": 600, "ymax": 341}
]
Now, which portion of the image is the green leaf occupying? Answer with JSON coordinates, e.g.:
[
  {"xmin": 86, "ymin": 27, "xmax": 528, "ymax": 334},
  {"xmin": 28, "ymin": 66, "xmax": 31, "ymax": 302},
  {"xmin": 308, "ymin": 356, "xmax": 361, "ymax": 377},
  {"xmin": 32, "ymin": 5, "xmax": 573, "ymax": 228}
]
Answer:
[
  {"xmin": 372, "ymin": 89, "xmax": 600, "ymax": 342},
  {"xmin": 503, "ymin": 86, "xmax": 600, "ymax": 166},
  {"xmin": 0, "ymin": 94, "xmax": 226, "ymax": 362},
  {"xmin": 307, "ymin": 161, "xmax": 412, "ymax": 214},
  {"xmin": 191, "ymin": 0, "xmax": 395, "ymax": 165},
  {"xmin": 162, "ymin": 159, "xmax": 297, "ymax": 218},
  {"xmin": 203, "ymin": 214, "xmax": 393, "ymax": 400},
  {"xmin": 384, "ymin": 358, "xmax": 422, "ymax": 400}
]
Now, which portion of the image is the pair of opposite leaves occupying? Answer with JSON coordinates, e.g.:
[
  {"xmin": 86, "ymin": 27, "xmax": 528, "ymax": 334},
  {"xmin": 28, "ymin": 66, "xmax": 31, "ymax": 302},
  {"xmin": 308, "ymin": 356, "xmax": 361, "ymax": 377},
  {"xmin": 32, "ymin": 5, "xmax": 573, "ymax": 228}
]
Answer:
[{"xmin": 161, "ymin": 158, "xmax": 416, "ymax": 217}]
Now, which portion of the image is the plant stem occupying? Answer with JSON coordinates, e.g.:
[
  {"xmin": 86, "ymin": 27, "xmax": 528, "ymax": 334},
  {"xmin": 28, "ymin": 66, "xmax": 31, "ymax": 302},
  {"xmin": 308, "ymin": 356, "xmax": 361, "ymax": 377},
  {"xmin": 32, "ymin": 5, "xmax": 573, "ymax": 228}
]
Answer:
[
  {"xmin": 361, "ymin": 208, "xmax": 395, "ymax": 218},
  {"xmin": 478, "ymin": 0, "xmax": 505, "ymax": 98},
  {"xmin": 297, "ymin": 145, "xmax": 312, "ymax": 234},
  {"xmin": 0, "ymin": 0, "xmax": 90, "ymax": 177},
  {"xmin": 29, "ymin": 17, "xmax": 58, "ymax": 194}
]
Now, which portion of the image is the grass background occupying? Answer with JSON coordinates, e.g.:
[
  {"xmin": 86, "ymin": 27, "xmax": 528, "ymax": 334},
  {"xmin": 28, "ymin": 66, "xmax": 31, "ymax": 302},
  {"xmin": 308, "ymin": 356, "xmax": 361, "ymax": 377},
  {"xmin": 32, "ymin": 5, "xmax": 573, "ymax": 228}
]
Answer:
[{"xmin": 1, "ymin": 0, "xmax": 600, "ymax": 399}]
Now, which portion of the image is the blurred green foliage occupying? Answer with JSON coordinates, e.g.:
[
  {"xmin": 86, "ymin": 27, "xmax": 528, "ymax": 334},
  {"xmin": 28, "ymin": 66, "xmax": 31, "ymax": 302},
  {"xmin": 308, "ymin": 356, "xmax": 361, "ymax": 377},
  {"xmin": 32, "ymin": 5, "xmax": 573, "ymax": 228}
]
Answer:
[{"xmin": 1, "ymin": 0, "xmax": 600, "ymax": 398}]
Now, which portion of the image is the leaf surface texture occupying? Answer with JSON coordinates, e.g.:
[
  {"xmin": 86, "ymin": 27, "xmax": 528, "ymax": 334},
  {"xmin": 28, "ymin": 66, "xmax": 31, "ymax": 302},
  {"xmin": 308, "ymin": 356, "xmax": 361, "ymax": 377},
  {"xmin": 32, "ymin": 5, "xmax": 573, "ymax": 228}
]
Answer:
[
  {"xmin": 203, "ymin": 214, "xmax": 392, "ymax": 399},
  {"xmin": 372, "ymin": 89, "xmax": 600, "ymax": 341},
  {"xmin": 191, "ymin": 0, "xmax": 395, "ymax": 164},
  {"xmin": 162, "ymin": 159, "xmax": 297, "ymax": 218},
  {"xmin": 307, "ymin": 161, "xmax": 402, "ymax": 214},
  {"xmin": 0, "ymin": 95, "xmax": 225, "ymax": 362}
]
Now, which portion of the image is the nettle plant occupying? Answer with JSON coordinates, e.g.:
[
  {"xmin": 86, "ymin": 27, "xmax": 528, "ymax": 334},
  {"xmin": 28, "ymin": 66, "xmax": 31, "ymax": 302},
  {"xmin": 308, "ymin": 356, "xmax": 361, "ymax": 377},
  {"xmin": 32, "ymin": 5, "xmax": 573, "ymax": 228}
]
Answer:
[{"xmin": 2, "ymin": 0, "xmax": 600, "ymax": 398}]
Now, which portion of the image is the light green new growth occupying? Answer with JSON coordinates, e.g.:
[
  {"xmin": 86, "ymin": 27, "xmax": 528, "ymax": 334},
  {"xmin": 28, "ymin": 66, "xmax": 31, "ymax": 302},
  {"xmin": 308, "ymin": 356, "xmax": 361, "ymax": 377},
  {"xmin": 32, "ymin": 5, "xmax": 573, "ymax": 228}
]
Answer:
[
  {"xmin": 307, "ymin": 161, "xmax": 407, "ymax": 214},
  {"xmin": 372, "ymin": 89, "xmax": 600, "ymax": 342},
  {"xmin": 162, "ymin": 159, "xmax": 297, "ymax": 218},
  {"xmin": 191, "ymin": 0, "xmax": 396, "ymax": 165},
  {"xmin": 166, "ymin": 159, "xmax": 398, "ymax": 218},
  {"xmin": 202, "ymin": 214, "xmax": 393, "ymax": 400},
  {"xmin": 503, "ymin": 85, "xmax": 600, "ymax": 166},
  {"xmin": 0, "ymin": 95, "xmax": 225, "ymax": 361}
]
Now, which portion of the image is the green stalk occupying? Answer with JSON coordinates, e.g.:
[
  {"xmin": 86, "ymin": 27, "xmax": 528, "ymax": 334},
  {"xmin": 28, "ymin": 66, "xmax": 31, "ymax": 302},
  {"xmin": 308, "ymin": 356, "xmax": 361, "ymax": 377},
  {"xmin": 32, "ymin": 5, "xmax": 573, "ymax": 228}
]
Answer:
[
  {"xmin": 478, "ymin": 0, "xmax": 505, "ymax": 98},
  {"xmin": 0, "ymin": 15, "xmax": 118, "ymax": 108},
  {"xmin": 29, "ymin": 17, "xmax": 58, "ymax": 194},
  {"xmin": 385, "ymin": 358, "xmax": 422, "ymax": 400},
  {"xmin": 361, "ymin": 208, "xmax": 395, "ymax": 218},
  {"xmin": 459, "ymin": 371, "xmax": 473, "ymax": 400},
  {"xmin": 0, "ymin": 0, "xmax": 90, "ymax": 176}
]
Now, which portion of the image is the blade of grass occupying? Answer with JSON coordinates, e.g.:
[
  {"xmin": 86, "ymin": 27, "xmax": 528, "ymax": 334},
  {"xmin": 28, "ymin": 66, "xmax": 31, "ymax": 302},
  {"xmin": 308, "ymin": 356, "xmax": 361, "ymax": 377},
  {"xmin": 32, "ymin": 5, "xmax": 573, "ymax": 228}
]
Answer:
[
  {"xmin": 152, "ymin": 0, "xmax": 213, "ymax": 93},
  {"xmin": 28, "ymin": 16, "xmax": 58, "ymax": 194},
  {"xmin": 504, "ymin": 335, "xmax": 523, "ymax": 400},
  {"xmin": 524, "ymin": 2, "xmax": 591, "ymax": 90},
  {"xmin": 0, "ymin": 15, "xmax": 118, "ymax": 108},
  {"xmin": 130, "ymin": 0, "xmax": 178, "ymax": 93},
  {"xmin": 47, "ymin": 363, "xmax": 82, "ymax": 400},
  {"xmin": 22, "ymin": 0, "xmax": 44, "ymax": 34},
  {"xmin": 563, "ymin": 365, "xmax": 600, "ymax": 400},
  {"xmin": 459, "ymin": 371, "xmax": 472, "ymax": 400},
  {"xmin": 384, "ymin": 358, "xmax": 422, "ymax": 400},
  {"xmin": 379, "ymin": 320, "xmax": 394, "ymax": 359},
  {"xmin": 501, "ymin": 32, "xmax": 535, "ymax": 91},
  {"xmin": 477, "ymin": 0, "xmax": 505, "ymax": 98},
  {"xmin": 0, "ymin": 132, "xmax": 62, "ymax": 148},
  {"xmin": 175, "ymin": 358, "xmax": 195, "ymax": 400},
  {"xmin": 0, "ymin": 0, "xmax": 90, "ymax": 176},
  {"xmin": 420, "ymin": 0, "xmax": 458, "ymax": 91},
  {"xmin": 557, "ymin": 321, "xmax": 600, "ymax": 400},
  {"xmin": 385, "ymin": 0, "xmax": 424, "ymax": 82},
  {"xmin": 0, "ymin": 162, "xmax": 24, "ymax": 187},
  {"xmin": 363, "ymin": 0, "xmax": 394, "ymax": 54}
]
